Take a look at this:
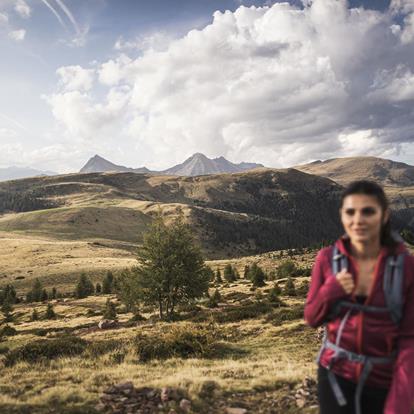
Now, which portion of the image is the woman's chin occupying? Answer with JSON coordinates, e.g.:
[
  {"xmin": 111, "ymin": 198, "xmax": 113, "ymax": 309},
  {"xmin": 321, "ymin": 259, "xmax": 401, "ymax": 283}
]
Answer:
[{"xmin": 350, "ymin": 233, "xmax": 371, "ymax": 243}]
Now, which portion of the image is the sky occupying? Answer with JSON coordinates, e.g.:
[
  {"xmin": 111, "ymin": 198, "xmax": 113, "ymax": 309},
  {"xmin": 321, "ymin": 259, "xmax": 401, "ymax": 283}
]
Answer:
[{"xmin": 0, "ymin": 0, "xmax": 414, "ymax": 173}]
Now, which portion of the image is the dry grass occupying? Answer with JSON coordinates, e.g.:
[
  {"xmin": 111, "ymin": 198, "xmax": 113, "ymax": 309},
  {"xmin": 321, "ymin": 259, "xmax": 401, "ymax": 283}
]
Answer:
[{"xmin": 0, "ymin": 280, "xmax": 318, "ymax": 414}]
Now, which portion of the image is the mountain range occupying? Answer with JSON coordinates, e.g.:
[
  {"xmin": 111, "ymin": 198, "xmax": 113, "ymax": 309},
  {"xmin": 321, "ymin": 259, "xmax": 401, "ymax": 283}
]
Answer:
[
  {"xmin": 295, "ymin": 156, "xmax": 414, "ymax": 187},
  {"xmin": 0, "ymin": 166, "xmax": 57, "ymax": 182},
  {"xmin": 79, "ymin": 153, "xmax": 264, "ymax": 176},
  {"xmin": 1, "ymin": 155, "xmax": 413, "ymax": 260}
]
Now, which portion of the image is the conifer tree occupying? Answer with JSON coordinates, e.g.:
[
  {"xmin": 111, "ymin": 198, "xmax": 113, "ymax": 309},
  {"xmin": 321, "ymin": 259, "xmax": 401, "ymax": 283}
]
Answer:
[
  {"xmin": 1, "ymin": 298, "xmax": 13, "ymax": 322},
  {"xmin": 27, "ymin": 278, "xmax": 42, "ymax": 302},
  {"xmin": 284, "ymin": 277, "xmax": 296, "ymax": 296},
  {"xmin": 75, "ymin": 273, "xmax": 94, "ymax": 299},
  {"xmin": 250, "ymin": 263, "xmax": 266, "ymax": 287},
  {"xmin": 41, "ymin": 288, "xmax": 48, "ymax": 302},
  {"xmin": 31, "ymin": 308, "xmax": 39, "ymax": 321},
  {"xmin": 126, "ymin": 212, "xmax": 209, "ymax": 319},
  {"xmin": 102, "ymin": 271, "xmax": 114, "ymax": 294},
  {"xmin": 50, "ymin": 287, "xmax": 57, "ymax": 300},
  {"xmin": 103, "ymin": 298, "xmax": 117, "ymax": 320},
  {"xmin": 215, "ymin": 269, "xmax": 222, "ymax": 284},
  {"xmin": 45, "ymin": 303, "xmax": 56, "ymax": 319},
  {"xmin": 224, "ymin": 264, "xmax": 236, "ymax": 282}
]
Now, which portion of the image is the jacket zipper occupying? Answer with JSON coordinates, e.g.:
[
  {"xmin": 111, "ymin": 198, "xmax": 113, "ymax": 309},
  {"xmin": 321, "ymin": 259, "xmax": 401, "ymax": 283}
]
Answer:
[{"xmin": 349, "ymin": 251, "xmax": 384, "ymax": 380}]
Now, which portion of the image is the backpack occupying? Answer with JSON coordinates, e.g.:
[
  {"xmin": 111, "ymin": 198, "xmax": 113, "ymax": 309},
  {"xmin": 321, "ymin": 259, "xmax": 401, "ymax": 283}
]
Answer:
[{"xmin": 329, "ymin": 245, "xmax": 406, "ymax": 325}]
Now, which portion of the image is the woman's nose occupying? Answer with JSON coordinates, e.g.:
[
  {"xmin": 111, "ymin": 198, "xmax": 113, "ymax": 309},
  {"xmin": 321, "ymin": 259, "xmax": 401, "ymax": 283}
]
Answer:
[{"xmin": 354, "ymin": 211, "xmax": 365, "ymax": 224}]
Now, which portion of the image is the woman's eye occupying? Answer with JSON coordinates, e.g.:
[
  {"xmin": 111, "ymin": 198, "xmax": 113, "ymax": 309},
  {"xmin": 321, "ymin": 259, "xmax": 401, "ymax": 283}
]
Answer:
[
  {"xmin": 345, "ymin": 209, "xmax": 355, "ymax": 216},
  {"xmin": 362, "ymin": 208, "xmax": 376, "ymax": 216}
]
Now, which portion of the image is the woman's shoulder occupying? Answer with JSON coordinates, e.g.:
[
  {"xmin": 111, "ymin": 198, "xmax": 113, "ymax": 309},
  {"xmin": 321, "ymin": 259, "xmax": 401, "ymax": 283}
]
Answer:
[{"xmin": 314, "ymin": 245, "xmax": 335, "ymax": 264}]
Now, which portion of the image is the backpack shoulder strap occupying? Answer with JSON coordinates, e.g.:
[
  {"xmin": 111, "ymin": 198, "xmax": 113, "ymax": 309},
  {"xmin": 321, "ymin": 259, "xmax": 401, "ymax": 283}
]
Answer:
[
  {"xmin": 332, "ymin": 245, "xmax": 348, "ymax": 276},
  {"xmin": 383, "ymin": 253, "xmax": 406, "ymax": 325}
]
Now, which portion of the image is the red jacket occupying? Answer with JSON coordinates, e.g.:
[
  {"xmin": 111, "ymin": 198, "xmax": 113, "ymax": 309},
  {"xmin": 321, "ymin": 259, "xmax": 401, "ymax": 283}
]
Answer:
[{"xmin": 304, "ymin": 236, "xmax": 414, "ymax": 414}]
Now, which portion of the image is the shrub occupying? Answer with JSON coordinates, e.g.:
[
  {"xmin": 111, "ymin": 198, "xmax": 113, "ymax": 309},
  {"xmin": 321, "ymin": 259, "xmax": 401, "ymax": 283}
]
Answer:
[
  {"xmin": 215, "ymin": 269, "xmax": 222, "ymax": 284},
  {"xmin": 199, "ymin": 380, "xmax": 220, "ymax": 400},
  {"xmin": 223, "ymin": 264, "xmax": 236, "ymax": 282},
  {"xmin": 85, "ymin": 339, "xmax": 122, "ymax": 358},
  {"xmin": 30, "ymin": 309, "xmax": 39, "ymax": 321},
  {"xmin": 0, "ymin": 324, "xmax": 17, "ymax": 337},
  {"xmin": 103, "ymin": 299, "xmax": 117, "ymax": 320},
  {"xmin": 45, "ymin": 303, "xmax": 56, "ymax": 319},
  {"xmin": 249, "ymin": 263, "xmax": 266, "ymax": 287},
  {"xmin": 265, "ymin": 305, "xmax": 304, "ymax": 326},
  {"xmin": 267, "ymin": 286, "xmax": 283, "ymax": 306},
  {"xmin": 128, "ymin": 312, "xmax": 147, "ymax": 322},
  {"xmin": 284, "ymin": 277, "xmax": 296, "ymax": 296},
  {"xmin": 276, "ymin": 260, "xmax": 297, "ymax": 279},
  {"xmin": 134, "ymin": 324, "xmax": 218, "ymax": 362},
  {"xmin": 5, "ymin": 336, "xmax": 88, "ymax": 366},
  {"xmin": 296, "ymin": 280, "xmax": 310, "ymax": 297},
  {"xmin": 75, "ymin": 273, "xmax": 94, "ymax": 299},
  {"xmin": 214, "ymin": 302, "xmax": 272, "ymax": 323},
  {"xmin": 102, "ymin": 271, "xmax": 114, "ymax": 294},
  {"xmin": 207, "ymin": 289, "xmax": 221, "ymax": 308},
  {"xmin": 0, "ymin": 345, "xmax": 9, "ymax": 354}
]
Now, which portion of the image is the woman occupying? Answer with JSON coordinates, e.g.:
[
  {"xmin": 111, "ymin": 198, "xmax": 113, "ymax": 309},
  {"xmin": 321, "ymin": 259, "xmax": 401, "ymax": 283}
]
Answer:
[{"xmin": 304, "ymin": 180, "xmax": 414, "ymax": 414}]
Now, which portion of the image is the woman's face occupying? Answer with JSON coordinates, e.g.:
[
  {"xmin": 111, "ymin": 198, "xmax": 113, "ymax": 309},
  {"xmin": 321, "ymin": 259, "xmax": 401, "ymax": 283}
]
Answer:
[{"xmin": 340, "ymin": 194, "xmax": 389, "ymax": 245}]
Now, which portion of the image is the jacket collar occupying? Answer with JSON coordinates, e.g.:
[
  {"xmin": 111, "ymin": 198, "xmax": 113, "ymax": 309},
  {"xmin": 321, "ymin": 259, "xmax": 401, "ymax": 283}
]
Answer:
[{"xmin": 335, "ymin": 233, "xmax": 408, "ymax": 257}]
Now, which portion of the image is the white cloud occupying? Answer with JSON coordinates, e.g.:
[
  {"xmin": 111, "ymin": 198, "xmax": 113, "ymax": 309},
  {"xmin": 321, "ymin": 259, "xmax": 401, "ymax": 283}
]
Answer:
[
  {"xmin": 56, "ymin": 65, "xmax": 95, "ymax": 91},
  {"xmin": 8, "ymin": 28, "xmax": 25, "ymax": 41},
  {"xmin": 44, "ymin": 86, "xmax": 130, "ymax": 138},
  {"xmin": 45, "ymin": 0, "xmax": 414, "ymax": 169},
  {"xmin": 0, "ymin": 12, "xmax": 8, "ymax": 25},
  {"xmin": 98, "ymin": 54, "xmax": 133, "ymax": 86},
  {"xmin": 114, "ymin": 32, "xmax": 173, "ymax": 52},
  {"xmin": 14, "ymin": 0, "xmax": 31, "ymax": 19}
]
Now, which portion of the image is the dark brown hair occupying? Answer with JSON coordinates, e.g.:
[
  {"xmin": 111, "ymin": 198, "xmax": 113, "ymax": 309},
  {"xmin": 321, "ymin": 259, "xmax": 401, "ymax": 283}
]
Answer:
[{"xmin": 340, "ymin": 180, "xmax": 398, "ymax": 248}]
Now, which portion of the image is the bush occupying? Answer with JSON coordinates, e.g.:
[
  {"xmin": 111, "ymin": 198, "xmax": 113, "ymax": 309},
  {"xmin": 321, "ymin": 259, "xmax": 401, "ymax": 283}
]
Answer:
[
  {"xmin": 75, "ymin": 273, "xmax": 94, "ymax": 299},
  {"xmin": 134, "ymin": 324, "xmax": 219, "ymax": 362},
  {"xmin": 128, "ymin": 312, "xmax": 147, "ymax": 322},
  {"xmin": 34, "ymin": 328, "xmax": 48, "ymax": 336},
  {"xmin": 45, "ymin": 303, "xmax": 56, "ymax": 319},
  {"xmin": 103, "ymin": 299, "xmax": 117, "ymax": 320},
  {"xmin": 249, "ymin": 263, "xmax": 266, "ymax": 287},
  {"xmin": 267, "ymin": 286, "xmax": 283, "ymax": 306},
  {"xmin": 265, "ymin": 305, "xmax": 304, "ymax": 326},
  {"xmin": 296, "ymin": 280, "xmax": 310, "ymax": 297},
  {"xmin": 207, "ymin": 289, "xmax": 221, "ymax": 308},
  {"xmin": 85, "ymin": 339, "xmax": 122, "ymax": 358},
  {"xmin": 214, "ymin": 302, "xmax": 272, "ymax": 323},
  {"xmin": 5, "ymin": 336, "xmax": 88, "ymax": 366},
  {"xmin": 0, "ymin": 324, "xmax": 17, "ymax": 337},
  {"xmin": 223, "ymin": 264, "xmax": 236, "ymax": 282},
  {"xmin": 284, "ymin": 277, "xmax": 296, "ymax": 296},
  {"xmin": 0, "ymin": 345, "xmax": 9, "ymax": 354},
  {"xmin": 276, "ymin": 261, "xmax": 297, "ymax": 279},
  {"xmin": 215, "ymin": 269, "xmax": 222, "ymax": 284},
  {"xmin": 31, "ymin": 308, "xmax": 39, "ymax": 321}
]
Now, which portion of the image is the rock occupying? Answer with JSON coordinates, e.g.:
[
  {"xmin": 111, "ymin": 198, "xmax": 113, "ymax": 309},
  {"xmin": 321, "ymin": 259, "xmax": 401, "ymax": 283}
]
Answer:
[
  {"xmin": 98, "ymin": 319, "xmax": 118, "ymax": 329},
  {"xmin": 98, "ymin": 383, "xmax": 189, "ymax": 413},
  {"xmin": 179, "ymin": 398, "xmax": 191, "ymax": 412},
  {"xmin": 116, "ymin": 381, "xmax": 134, "ymax": 391},
  {"xmin": 94, "ymin": 403, "xmax": 106, "ymax": 411},
  {"xmin": 225, "ymin": 408, "xmax": 248, "ymax": 414},
  {"xmin": 161, "ymin": 386, "xmax": 171, "ymax": 402}
]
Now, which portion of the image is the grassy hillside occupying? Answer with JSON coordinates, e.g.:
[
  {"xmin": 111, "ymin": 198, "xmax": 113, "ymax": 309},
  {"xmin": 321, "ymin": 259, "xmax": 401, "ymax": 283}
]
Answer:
[
  {"xmin": 0, "ymin": 268, "xmax": 318, "ymax": 414},
  {"xmin": 0, "ymin": 168, "xmax": 344, "ymax": 262}
]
